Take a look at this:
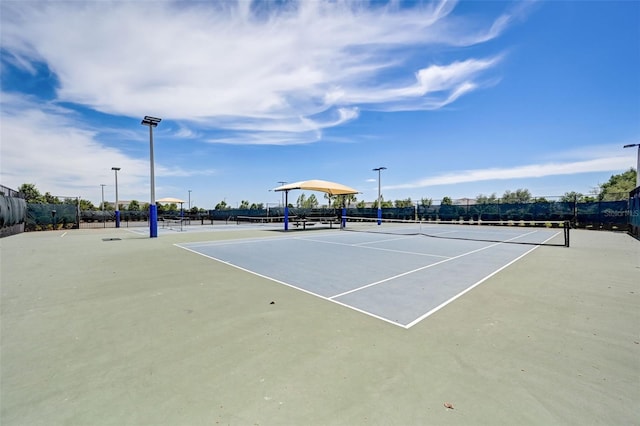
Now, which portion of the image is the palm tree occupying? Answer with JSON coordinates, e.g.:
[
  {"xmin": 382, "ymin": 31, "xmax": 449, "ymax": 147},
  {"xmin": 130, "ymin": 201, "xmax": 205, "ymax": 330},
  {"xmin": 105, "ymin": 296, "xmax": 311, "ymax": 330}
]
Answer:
[{"xmin": 324, "ymin": 193, "xmax": 334, "ymax": 207}]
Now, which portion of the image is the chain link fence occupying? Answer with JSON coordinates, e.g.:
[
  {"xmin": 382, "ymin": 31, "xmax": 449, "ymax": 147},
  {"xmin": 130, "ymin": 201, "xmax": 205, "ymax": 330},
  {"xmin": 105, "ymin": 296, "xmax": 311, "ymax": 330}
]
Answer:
[
  {"xmin": 6, "ymin": 193, "xmax": 636, "ymax": 234},
  {"xmin": 209, "ymin": 198, "xmax": 632, "ymax": 231}
]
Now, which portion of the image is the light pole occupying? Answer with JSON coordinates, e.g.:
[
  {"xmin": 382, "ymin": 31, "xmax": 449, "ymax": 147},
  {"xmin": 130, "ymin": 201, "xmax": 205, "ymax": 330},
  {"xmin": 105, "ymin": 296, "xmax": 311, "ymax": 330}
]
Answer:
[
  {"xmin": 277, "ymin": 181, "xmax": 287, "ymax": 207},
  {"xmin": 141, "ymin": 116, "xmax": 162, "ymax": 238},
  {"xmin": 112, "ymin": 167, "xmax": 121, "ymax": 228},
  {"xmin": 623, "ymin": 144, "xmax": 640, "ymax": 187},
  {"xmin": 373, "ymin": 167, "xmax": 386, "ymax": 225},
  {"xmin": 100, "ymin": 184, "xmax": 106, "ymax": 228}
]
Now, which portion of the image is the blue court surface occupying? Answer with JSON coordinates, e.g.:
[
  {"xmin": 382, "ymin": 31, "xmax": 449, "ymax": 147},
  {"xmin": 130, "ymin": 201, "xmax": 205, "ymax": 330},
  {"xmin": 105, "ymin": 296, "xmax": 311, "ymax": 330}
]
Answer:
[{"xmin": 176, "ymin": 227, "xmax": 563, "ymax": 328}]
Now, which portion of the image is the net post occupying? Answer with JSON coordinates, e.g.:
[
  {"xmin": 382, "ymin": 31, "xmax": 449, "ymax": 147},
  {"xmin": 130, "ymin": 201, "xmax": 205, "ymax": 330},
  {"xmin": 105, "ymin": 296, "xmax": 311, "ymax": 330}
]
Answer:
[
  {"xmin": 284, "ymin": 191, "xmax": 290, "ymax": 231},
  {"xmin": 341, "ymin": 207, "xmax": 346, "ymax": 229},
  {"xmin": 564, "ymin": 220, "xmax": 570, "ymax": 247}
]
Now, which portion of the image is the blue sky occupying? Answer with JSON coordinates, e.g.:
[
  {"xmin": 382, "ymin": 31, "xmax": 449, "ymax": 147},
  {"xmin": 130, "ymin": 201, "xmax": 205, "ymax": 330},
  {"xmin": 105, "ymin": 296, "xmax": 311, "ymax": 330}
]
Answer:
[{"xmin": 1, "ymin": 0, "xmax": 638, "ymax": 209}]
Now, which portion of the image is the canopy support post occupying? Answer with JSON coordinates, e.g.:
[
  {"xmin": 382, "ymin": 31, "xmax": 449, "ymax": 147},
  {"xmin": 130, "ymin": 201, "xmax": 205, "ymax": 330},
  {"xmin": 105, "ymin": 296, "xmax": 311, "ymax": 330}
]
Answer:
[{"xmin": 284, "ymin": 190, "xmax": 289, "ymax": 231}]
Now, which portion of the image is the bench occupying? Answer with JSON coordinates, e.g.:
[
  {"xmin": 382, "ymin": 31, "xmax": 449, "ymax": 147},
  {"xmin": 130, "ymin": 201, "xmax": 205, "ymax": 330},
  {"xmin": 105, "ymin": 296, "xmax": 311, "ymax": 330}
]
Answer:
[{"xmin": 291, "ymin": 216, "xmax": 340, "ymax": 230}]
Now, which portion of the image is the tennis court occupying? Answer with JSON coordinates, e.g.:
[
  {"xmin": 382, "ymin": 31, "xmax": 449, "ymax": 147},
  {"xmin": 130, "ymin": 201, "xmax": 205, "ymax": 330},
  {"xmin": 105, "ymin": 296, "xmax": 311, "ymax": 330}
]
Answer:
[
  {"xmin": 1, "ymin": 225, "xmax": 638, "ymax": 425},
  {"xmin": 177, "ymin": 222, "xmax": 568, "ymax": 327}
]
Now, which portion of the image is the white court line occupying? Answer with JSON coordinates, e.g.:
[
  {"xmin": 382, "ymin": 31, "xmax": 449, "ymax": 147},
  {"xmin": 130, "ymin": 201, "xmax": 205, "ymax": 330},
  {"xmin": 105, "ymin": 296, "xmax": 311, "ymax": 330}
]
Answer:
[
  {"xmin": 294, "ymin": 236, "xmax": 451, "ymax": 259},
  {"xmin": 174, "ymin": 243, "xmax": 405, "ymax": 328},
  {"xmin": 404, "ymin": 246, "xmax": 538, "ymax": 328},
  {"xmin": 175, "ymin": 228, "xmax": 556, "ymax": 329},
  {"xmin": 404, "ymin": 230, "xmax": 560, "ymax": 328},
  {"xmin": 178, "ymin": 232, "xmax": 313, "ymax": 248},
  {"xmin": 328, "ymin": 230, "xmax": 540, "ymax": 300},
  {"xmin": 352, "ymin": 235, "xmax": 419, "ymax": 246}
]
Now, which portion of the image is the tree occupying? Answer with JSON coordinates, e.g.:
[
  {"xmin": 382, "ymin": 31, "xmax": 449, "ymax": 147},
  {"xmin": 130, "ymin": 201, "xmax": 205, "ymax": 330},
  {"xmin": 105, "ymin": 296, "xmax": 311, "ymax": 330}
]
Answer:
[
  {"xmin": 502, "ymin": 189, "xmax": 531, "ymax": 204},
  {"xmin": 420, "ymin": 197, "xmax": 433, "ymax": 207},
  {"xmin": 324, "ymin": 193, "xmax": 335, "ymax": 207},
  {"xmin": 345, "ymin": 194, "xmax": 357, "ymax": 207},
  {"xmin": 394, "ymin": 198, "xmax": 413, "ymax": 208},
  {"xmin": 78, "ymin": 199, "xmax": 95, "ymax": 210},
  {"xmin": 560, "ymin": 191, "xmax": 583, "ymax": 203},
  {"xmin": 356, "ymin": 200, "xmax": 366, "ymax": 208},
  {"xmin": 42, "ymin": 192, "xmax": 62, "ymax": 204},
  {"xmin": 296, "ymin": 193, "xmax": 319, "ymax": 208},
  {"xmin": 159, "ymin": 203, "xmax": 178, "ymax": 212},
  {"xmin": 296, "ymin": 193, "xmax": 306, "ymax": 208},
  {"xmin": 239, "ymin": 200, "xmax": 250, "ymax": 209},
  {"xmin": 215, "ymin": 200, "xmax": 229, "ymax": 210},
  {"xmin": 441, "ymin": 197, "xmax": 453, "ymax": 205},
  {"xmin": 475, "ymin": 193, "xmax": 498, "ymax": 204},
  {"xmin": 332, "ymin": 194, "xmax": 357, "ymax": 208},
  {"xmin": 128, "ymin": 200, "xmax": 141, "ymax": 211},
  {"xmin": 19, "ymin": 183, "xmax": 44, "ymax": 203},
  {"xmin": 335, "ymin": 194, "xmax": 357, "ymax": 208},
  {"xmin": 372, "ymin": 194, "xmax": 391, "ymax": 208},
  {"xmin": 598, "ymin": 168, "xmax": 637, "ymax": 201}
]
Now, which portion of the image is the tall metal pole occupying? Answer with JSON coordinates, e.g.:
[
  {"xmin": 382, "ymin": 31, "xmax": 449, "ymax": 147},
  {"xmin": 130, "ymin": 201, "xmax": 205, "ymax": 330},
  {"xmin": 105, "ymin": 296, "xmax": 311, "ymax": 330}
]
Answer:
[
  {"xmin": 149, "ymin": 125, "xmax": 155, "ymax": 200},
  {"xmin": 373, "ymin": 167, "xmax": 386, "ymax": 225},
  {"xmin": 141, "ymin": 116, "xmax": 162, "ymax": 238},
  {"xmin": 624, "ymin": 144, "xmax": 640, "ymax": 187},
  {"xmin": 112, "ymin": 167, "xmax": 121, "ymax": 228},
  {"xmin": 284, "ymin": 190, "xmax": 289, "ymax": 231}
]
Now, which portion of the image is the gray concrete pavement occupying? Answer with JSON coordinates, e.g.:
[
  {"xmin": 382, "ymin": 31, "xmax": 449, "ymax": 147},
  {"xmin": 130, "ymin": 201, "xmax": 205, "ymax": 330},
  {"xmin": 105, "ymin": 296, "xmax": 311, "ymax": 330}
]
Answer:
[{"xmin": 1, "ymin": 227, "xmax": 638, "ymax": 425}]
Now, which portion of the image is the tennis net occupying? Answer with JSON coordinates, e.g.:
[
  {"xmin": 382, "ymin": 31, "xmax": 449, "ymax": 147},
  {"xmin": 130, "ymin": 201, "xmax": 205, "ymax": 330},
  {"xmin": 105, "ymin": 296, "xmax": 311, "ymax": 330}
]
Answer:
[
  {"xmin": 236, "ymin": 215, "xmax": 285, "ymax": 225},
  {"xmin": 341, "ymin": 217, "xmax": 570, "ymax": 247}
]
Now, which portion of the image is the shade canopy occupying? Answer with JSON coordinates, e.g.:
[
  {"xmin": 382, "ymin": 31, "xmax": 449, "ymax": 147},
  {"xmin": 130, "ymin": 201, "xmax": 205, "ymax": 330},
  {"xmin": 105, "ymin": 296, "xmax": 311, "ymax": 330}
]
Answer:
[
  {"xmin": 156, "ymin": 197, "xmax": 186, "ymax": 204},
  {"xmin": 273, "ymin": 179, "xmax": 359, "ymax": 195}
]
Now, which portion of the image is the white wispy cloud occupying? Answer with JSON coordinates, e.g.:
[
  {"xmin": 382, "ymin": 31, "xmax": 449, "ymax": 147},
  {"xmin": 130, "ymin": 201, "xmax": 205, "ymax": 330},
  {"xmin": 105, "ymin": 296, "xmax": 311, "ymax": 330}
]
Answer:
[
  {"xmin": 0, "ymin": 0, "xmax": 524, "ymax": 144},
  {"xmin": 385, "ymin": 156, "xmax": 634, "ymax": 190},
  {"xmin": 0, "ymin": 92, "xmax": 216, "ymax": 200}
]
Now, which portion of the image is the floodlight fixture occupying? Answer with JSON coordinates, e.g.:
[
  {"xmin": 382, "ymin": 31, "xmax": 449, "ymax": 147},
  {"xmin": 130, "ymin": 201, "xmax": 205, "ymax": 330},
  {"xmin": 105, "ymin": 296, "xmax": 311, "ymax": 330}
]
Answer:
[{"xmin": 141, "ymin": 116, "xmax": 162, "ymax": 127}]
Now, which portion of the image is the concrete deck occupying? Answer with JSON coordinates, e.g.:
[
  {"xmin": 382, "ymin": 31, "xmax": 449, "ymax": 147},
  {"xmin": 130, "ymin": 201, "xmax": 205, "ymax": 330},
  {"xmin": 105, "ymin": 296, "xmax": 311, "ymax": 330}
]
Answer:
[{"xmin": 1, "ymin": 227, "xmax": 638, "ymax": 425}]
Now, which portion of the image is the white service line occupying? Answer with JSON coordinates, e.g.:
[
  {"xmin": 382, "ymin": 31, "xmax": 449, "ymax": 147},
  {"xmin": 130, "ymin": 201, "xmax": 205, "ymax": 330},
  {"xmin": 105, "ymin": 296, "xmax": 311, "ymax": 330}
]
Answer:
[
  {"xmin": 405, "ymin": 244, "xmax": 542, "ymax": 328},
  {"xmin": 295, "ymin": 236, "xmax": 450, "ymax": 259},
  {"xmin": 174, "ymin": 243, "xmax": 406, "ymax": 328},
  {"xmin": 328, "ymin": 230, "xmax": 540, "ymax": 300}
]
